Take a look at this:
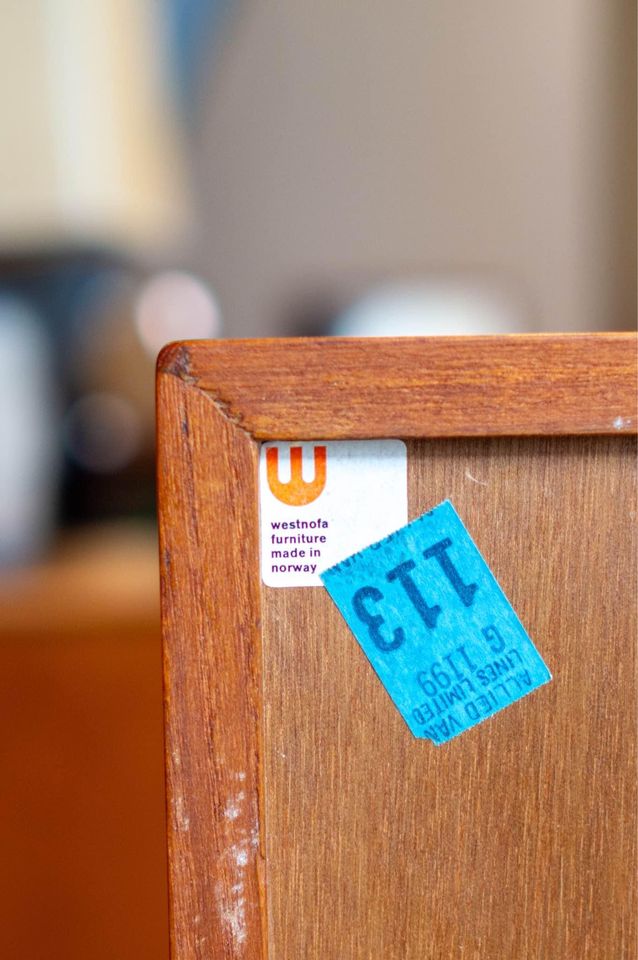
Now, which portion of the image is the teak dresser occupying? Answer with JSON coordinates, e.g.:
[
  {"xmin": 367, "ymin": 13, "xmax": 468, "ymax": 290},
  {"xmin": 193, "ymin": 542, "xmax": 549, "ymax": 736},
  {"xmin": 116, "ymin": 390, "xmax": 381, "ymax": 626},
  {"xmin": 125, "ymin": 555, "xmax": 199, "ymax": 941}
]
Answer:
[{"xmin": 157, "ymin": 334, "xmax": 636, "ymax": 959}]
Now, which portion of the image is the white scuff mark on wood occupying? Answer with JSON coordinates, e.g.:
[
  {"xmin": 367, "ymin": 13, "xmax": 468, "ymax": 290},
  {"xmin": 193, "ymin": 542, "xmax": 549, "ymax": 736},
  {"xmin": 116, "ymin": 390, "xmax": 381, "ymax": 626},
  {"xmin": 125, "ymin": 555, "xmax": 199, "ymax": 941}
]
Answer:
[
  {"xmin": 214, "ymin": 813, "xmax": 262, "ymax": 950},
  {"xmin": 215, "ymin": 868, "xmax": 247, "ymax": 947},
  {"xmin": 174, "ymin": 795, "xmax": 190, "ymax": 832},
  {"xmin": 613, "ymin": 415, "xmax": 632, "ymax": 430},
  {"xmin": 235, "ymin": 771, "xmax": 246, "ymax": 782},
  {"xmin": 465, "ymin": 470, "xmax": 488, "ymax": 486},
  {"xmin": 220, "ymin": 896, "xmax": 247, "ymax": 946},
  {"xmin": 224, "ymin": 791, "xmax": 245, "ymax": 821},
  {"xmin": 233, "ymin": 844, "xmax": 249, "ymax": 867}
]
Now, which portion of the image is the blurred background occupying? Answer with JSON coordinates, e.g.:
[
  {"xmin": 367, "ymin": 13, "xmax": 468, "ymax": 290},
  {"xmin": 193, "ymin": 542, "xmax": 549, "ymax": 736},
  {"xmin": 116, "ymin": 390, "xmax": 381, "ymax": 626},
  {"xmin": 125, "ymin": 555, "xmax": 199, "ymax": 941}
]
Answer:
[{"xmin": 0, "ymin": 1, "xmax": 635, "ymax": 956}]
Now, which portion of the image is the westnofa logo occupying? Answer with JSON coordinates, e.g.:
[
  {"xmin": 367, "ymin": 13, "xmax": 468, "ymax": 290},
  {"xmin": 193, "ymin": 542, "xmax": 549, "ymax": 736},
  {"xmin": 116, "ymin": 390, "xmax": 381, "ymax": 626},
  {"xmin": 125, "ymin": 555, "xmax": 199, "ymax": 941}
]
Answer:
[{"xmin": 266, "ymin": 445, "xmax": 327, "ymax": 506}]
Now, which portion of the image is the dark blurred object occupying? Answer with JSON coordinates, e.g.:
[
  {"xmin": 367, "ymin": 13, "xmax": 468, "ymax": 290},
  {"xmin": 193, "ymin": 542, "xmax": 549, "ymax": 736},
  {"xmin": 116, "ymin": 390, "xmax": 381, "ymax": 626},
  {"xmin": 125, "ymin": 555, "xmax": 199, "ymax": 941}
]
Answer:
[
  {"xmin": 0, "ymin": 258, "xmax": 221, "ymax": 533},
  {"xmin": 0, "ymin": 2, "xmax": 197, "ymax": 546},
  {"xmin": 0, "ymin": 295, "xmax": 59, "ymax": 564},
  {"xmin": 59, "ymin": 268, "xmax": 221, "ymax": 524}
]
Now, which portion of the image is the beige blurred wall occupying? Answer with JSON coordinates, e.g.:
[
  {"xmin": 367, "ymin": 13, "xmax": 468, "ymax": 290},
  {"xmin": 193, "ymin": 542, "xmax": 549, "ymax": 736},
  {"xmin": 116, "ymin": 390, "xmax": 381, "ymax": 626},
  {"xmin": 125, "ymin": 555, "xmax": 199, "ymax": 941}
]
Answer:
[{"xmin": 193, "ymin": 0, "xmax": 636, "ymax": 336}]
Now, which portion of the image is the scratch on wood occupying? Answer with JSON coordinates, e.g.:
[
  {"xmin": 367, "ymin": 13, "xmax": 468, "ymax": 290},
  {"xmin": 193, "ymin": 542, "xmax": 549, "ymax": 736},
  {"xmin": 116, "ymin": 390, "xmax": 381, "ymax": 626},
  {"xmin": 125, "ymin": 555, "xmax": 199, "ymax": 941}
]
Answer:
[
  {"xmin": 174, "ymin": 795, "xmax": 190, "ymax": 832},
  {"xmin": 205, "ymin": 390, "xmax": 250, "ymax": 433},
  {"xmin": 465, "ymin": 469, "xmax": 488, "ymax": 486}
]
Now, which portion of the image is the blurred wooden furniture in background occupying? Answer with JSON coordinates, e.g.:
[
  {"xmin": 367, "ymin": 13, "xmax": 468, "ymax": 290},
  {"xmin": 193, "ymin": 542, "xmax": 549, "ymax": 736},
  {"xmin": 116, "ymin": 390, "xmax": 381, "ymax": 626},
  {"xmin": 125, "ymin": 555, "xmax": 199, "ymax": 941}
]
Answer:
[{"xmin": 0, "ymin": 524, "xmax": 168, "ymax": 960}]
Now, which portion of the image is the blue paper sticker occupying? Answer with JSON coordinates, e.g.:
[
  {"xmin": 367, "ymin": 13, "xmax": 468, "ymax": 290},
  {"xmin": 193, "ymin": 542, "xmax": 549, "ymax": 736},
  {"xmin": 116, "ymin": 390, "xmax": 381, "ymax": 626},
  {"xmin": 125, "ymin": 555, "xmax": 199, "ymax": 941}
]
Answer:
[{"xmin": 320, "ymin": 500, "xmax": 551, "ymax": 744}]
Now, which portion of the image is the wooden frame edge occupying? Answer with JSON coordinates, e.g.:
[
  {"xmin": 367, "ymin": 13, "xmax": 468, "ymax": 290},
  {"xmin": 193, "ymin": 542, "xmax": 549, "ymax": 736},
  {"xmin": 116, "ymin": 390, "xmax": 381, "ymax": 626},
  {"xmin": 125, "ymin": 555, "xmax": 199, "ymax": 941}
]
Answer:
[
  {"xmin": 157, "ymin": 369, "xmax": 267, "ymax": 959},
  {"xmin": 158, "ymin": 332, "xmax": 637, "ymax": 440}
]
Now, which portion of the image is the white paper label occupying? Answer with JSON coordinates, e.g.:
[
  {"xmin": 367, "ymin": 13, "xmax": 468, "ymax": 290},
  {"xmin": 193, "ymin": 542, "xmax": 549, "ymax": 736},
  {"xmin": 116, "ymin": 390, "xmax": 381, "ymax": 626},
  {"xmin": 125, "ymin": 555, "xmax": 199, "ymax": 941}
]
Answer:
[{"xmin": 259, "ymin": 440, "xmax": 407, "ymax": 587}]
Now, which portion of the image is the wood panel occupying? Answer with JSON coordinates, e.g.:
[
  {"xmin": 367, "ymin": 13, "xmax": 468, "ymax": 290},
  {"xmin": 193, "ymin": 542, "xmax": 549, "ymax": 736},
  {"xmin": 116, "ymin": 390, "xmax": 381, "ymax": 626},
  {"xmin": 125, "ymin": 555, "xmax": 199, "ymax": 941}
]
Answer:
[
  {"xmin": 262, "ymin": 436, "xmax": 636, "ymax": 958},
  {"xmin": 157, "ymin": 334, "xmax": 637, "ymax": 959}
]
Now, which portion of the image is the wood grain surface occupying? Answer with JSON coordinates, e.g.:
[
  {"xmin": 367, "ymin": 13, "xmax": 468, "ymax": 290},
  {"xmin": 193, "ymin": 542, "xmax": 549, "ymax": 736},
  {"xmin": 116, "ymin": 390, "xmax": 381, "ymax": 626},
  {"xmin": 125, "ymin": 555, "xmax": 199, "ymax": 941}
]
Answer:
[
  {"xmin": 157, "ymin": 374, "xmax": 267, "ymax": 959},
  {"xmin": 263, "ymin": 436, "xmax": 636, "ymax": 958},
  {"xmin": 156, "ymin": 334, "xmax": 637, "ymax": 960},
  {"xmin": 160, "ymin": 334, "xmax": 637, "ymax": 439}
]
